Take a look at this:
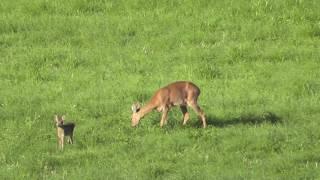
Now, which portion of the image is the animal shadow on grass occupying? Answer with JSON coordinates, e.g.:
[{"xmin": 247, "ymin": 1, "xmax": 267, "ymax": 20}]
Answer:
[{"xmin": 206, "ymin": 112, "xmax": 282, "ymax": 128}]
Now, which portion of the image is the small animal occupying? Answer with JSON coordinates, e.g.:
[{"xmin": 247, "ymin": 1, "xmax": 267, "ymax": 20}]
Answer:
[
  {"xmin": 54, "ymin": 115, "xmax": 75, "ymax": 150},
  {"xmin": 131, "ymin": 81, "xmax": 207, "ymax": 128}
]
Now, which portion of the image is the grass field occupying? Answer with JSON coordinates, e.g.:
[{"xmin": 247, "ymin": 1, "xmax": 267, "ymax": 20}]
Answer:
[{"xmin": 1, "ymin": 0, "xmax": 320, "ymax": 179}]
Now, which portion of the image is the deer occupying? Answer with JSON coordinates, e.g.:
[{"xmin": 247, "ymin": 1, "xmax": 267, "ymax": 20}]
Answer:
[
  {"xmin": 131, "ymin": 81, "xmax": 207, "ymax": 128},
  {"xmin": 54, "ymin": 115, "xmax": 76, "ymax": 150}
]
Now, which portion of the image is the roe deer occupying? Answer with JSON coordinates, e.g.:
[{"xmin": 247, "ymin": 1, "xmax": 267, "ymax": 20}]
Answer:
[
  {"xmin": 131, "ymin": 81, "xmax": 207, "ymax": 128},
  {"xmin": 54, "ymin": 115, "xmax": 75, "ymax": 150}
]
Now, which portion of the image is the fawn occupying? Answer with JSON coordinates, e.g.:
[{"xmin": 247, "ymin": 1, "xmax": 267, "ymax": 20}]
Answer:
[{"xmin": 54, "ymin": 115, "xmax": 75, "ymax": 150}]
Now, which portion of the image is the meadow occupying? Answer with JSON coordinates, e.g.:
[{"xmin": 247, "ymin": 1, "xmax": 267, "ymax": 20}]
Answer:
[{"xmin": 0, "ymin": 0, "xmax": 320, "ymax": 179}]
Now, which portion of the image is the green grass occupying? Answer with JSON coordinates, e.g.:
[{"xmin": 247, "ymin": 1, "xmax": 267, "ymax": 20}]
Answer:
[{"xmin": 1, "ymin": 0, "xmax": 320, "ymax": 179}]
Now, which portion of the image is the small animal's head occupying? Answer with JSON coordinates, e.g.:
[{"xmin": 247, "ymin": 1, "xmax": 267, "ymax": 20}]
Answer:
[
  {"xmin": 54, "ymin": 115, "xmax": 65, "ymax": 127},
  {"xmin": 131, "ymin": 102, "xmax": 141, "ymax": 127}
]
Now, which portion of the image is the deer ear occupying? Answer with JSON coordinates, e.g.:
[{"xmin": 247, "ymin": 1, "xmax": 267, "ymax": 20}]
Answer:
[
  {"xmin": 131, "ymin": 104, "xmax": 137, "ymax": 112},
  {"xmin": 131, "ymin": 103, "xmax": 141, "ymax": 113},
  {"xmin": 136, "ymin": 103, "xmax": 141, "ymax": 112}
]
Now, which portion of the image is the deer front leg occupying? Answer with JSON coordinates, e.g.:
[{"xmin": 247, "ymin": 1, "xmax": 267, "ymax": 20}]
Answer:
[
  {"xmin": 160, "ymin": 107, "xmax": 169, "ymax": 127},
  {"xmin": 180, "ymin": 105, "xmax": 190, "ymax": 125}
]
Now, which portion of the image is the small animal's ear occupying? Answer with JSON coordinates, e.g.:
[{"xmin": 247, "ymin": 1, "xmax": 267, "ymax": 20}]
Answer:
[
  {"xmin": 61, "ymin": 115, "xmax": 66, "ymax": 121},
  {"xmin": 131, "ymin": 102, "xmax": 141, "ymax": 113},
  {"xmin": 54, "ymin": 115, "xmax": 58, "ymax": 122}
]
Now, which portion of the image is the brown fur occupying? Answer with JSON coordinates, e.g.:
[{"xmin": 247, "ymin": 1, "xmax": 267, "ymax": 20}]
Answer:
[
  {"xmin": 131, "ymin": 81, "xmax": 207, "ymax": 128},
  {"xmin": 54, "ymin": 115, "xmax": 75, "ymax": 150}
]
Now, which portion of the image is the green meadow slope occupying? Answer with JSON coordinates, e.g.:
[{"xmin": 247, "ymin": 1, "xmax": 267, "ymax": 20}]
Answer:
[{"xmin": 1, "ymin": 0, "xmax": 320, "ymax": 179}]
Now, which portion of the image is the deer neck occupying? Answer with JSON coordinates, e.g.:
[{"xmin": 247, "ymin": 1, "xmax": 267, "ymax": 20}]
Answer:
[{"xmin": 138, "ymin": 101, "xmax": 157, "ymax": 118}]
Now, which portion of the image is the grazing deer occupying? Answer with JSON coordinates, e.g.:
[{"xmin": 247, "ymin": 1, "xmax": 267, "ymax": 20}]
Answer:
[
  {"xmin": 131, "ymin": 81, "xmax": 207, "ymax": 128},
  {"xmin": 54, "ymin": 115, "xmax": 75, "ymax": 150}
]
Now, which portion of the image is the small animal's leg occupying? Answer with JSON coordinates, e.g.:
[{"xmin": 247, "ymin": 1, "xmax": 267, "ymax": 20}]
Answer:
[
  {"xmin": 57, "ymin": 138, "xmax": 60, "ymax": 149},
  {"xmin": 60, "ymin": 136, "xmax": 64, "ymax": 150},
  {"xmin": 69, "ymin": 135, "xmax": 74, "ymax": 144},
  {"xmin": 180, "ymin": 105, "xmax": 190, "ymax": 125}
]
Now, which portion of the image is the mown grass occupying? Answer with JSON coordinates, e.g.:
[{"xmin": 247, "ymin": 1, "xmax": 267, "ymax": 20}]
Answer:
[{"xmin": 1, "ymin": 0, "xmax": 320, "ymax": 179}]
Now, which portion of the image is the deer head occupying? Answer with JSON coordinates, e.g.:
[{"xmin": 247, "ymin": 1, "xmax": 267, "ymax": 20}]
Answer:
[{"xmin": 131, "ymin": 102, "xmax": 141, "ymax": 127}]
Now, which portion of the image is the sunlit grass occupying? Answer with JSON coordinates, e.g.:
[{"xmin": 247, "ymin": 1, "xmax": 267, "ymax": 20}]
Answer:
[{"xmin": 0, "ymin": 0, "xmax": 320, "ymax": 179}]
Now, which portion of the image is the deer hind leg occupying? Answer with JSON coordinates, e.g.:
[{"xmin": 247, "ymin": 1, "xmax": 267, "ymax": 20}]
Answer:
[
  {"xmin": 188, "ymin": 102, "xmax": 207, "ymax": 128},
  {"xmin": 180, "ymin": 105, "xmax": 190, "ymax": 125}
]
